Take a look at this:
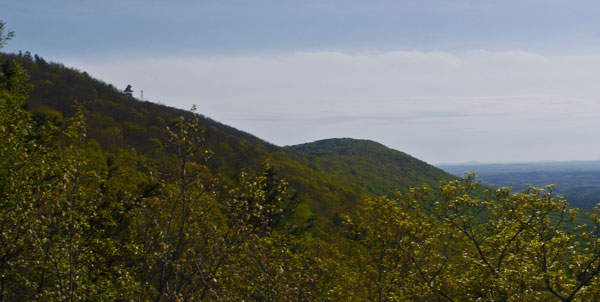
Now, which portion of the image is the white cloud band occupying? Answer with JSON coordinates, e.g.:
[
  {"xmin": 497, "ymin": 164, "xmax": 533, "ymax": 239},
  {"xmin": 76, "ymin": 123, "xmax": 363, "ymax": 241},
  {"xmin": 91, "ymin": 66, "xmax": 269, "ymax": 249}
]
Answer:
[{"xmin": 62, "ymin": 50, "xmax": 600, "ymax": 163}]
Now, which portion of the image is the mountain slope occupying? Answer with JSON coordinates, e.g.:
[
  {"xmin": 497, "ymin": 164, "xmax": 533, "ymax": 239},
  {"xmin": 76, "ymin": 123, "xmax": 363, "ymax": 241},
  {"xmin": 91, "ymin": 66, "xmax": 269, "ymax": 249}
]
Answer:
[
  {"xmin": 6, "ymin": 52, "xmax": 457, "ymax": 219},
  {"xmin": 287, "ymin": 138, "xmax": 454, "ymax": 197}
]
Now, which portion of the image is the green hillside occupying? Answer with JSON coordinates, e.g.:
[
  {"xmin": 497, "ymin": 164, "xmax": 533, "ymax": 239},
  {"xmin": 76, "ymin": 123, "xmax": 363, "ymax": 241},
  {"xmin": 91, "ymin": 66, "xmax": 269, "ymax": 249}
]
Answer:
[
  {"xmin": 287, "ymin": 138, "xmax": 454, "ymax": 198},
  {"xmin": 10, "ymin": 52, "xmax": 455, "ymax": 220},
  {"xmin": 6, "ymin": 48, "xmax": 600, "ymax": 301}
]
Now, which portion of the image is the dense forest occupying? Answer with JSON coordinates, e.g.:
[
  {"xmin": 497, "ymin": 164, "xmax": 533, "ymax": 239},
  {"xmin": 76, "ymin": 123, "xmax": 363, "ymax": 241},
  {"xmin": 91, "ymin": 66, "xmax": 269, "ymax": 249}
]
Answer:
[
  {"xmin": 8, "ymin": 49, "xmax": 455, "ymax": 225},
  {"xmin": 4, "ymin": 23, "xmax": 600, "ymax": 301}
]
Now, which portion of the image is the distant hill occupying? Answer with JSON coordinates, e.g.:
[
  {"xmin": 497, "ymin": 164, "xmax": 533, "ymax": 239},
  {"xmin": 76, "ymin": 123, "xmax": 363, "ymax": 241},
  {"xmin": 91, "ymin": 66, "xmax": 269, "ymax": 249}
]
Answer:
[
  {"xmin": 4, "ymin": 52, "xmax": 456, "ymax": 224},
  {"xmin": 288, "ymin": 138, "xmax": 454, "ymax": 197},
  {"xmin": 438, "ymin": 161, "xmax": 600, "ymax": 208}
]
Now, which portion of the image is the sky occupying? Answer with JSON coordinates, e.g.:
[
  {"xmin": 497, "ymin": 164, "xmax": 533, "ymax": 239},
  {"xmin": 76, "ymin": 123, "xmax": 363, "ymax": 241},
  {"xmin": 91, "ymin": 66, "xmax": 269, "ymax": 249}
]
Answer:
[{"xmin": 3, "ymin": 0, "xmax": 600, "ymax": 164}]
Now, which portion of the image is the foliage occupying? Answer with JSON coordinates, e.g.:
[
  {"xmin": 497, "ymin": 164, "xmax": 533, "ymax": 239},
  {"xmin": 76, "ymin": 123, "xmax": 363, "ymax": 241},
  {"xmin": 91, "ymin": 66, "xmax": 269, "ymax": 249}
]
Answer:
[
  {"xmin": 0, "ymin": 59, "xmax": 139, "ymax": 300},
  {"xmin": 3, "ymin": 52, "xmax": 456, "ymax": 224},
  {"xmin": 0, "ymin": 21, "xmax": 14, "ymax": 49},
  {"xmin": 5, "ymin": 22, "xmax": 600, "ymax": 301},
  {"xmin": 343, "ymin": 176, "xmax": 600, "ymax": 301}
]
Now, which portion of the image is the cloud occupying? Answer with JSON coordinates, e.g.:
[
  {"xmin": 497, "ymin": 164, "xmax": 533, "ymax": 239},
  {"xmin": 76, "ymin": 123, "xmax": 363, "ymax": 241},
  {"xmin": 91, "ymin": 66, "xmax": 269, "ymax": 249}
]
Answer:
[{"xmin": 62, "ymin": 50, "xmax": 600, "ymax": 163}]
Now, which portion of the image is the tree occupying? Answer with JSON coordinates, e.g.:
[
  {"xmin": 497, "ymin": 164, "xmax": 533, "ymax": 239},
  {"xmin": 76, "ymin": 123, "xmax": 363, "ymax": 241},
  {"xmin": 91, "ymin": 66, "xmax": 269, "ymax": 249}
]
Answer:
[
  {"xmin": 0, "ymin": 51, "xmax": 38, "ymax": 302},
  {"xmin": 124, "ymin": 85, "xmax": 133, "ymax": 97},
  {"xmin": 345, "ymin": 174, "xmax": 600, "ymax": 301},
  {"xmin": 223, "ymin": 163, "xmax": 314, "ymax": 301},
  {"xmin": 143, "ymin": 106, "xmax": 231, "ymax": 301},
  {"xmin": 0, "ymin": 25, "xmax": 142, "ymax": 299},
  {"xmin": 342, "ymin": 195, "xmax": 453, "ymax": 301},
  {"xmin": 0, "ymin": 21, "xmax": 14, "ymax": 50}
]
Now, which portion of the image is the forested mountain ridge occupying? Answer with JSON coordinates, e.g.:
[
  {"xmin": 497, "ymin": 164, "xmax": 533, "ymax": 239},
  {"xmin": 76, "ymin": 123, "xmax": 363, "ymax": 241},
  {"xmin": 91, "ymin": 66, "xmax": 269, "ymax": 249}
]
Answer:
[
  {"xmin": 6, "ymin": 45, "xmax": 600, "ymax": 301},
  {"xmin": 9, "ymin": 52, "xmax": 455, "ymax": 219},
  {"xmin": 288, "ymin": 138, "xmax": 453, "ymax": 197}
]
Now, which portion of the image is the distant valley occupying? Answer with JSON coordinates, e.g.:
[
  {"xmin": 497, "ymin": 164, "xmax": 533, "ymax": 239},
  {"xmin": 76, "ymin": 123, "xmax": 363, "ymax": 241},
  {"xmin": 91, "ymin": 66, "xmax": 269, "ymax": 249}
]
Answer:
[{"xmin": 438, "ymin": 161, "xmax": 600, "ymax": 208}]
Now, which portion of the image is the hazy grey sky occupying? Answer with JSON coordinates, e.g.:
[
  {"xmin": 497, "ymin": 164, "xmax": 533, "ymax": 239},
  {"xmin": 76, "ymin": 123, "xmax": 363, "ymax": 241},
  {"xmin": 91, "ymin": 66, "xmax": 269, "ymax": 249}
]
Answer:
[{"xmin": 4, "ymin": 0, "xmax": 600, "ymax": 164}]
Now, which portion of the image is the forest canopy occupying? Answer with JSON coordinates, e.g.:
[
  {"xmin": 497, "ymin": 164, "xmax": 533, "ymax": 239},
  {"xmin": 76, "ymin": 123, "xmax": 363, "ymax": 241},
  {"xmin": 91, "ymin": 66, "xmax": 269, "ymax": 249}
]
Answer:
[{"xmin": 3, "ymin": 22, "xmax": 600, "ymax": 301}]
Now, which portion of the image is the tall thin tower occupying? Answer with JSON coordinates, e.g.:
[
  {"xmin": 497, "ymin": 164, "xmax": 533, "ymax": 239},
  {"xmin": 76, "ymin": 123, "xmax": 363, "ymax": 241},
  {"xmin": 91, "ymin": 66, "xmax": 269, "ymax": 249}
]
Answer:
[{"xmin": 140, "ymin": 90, "xmax": 144, "ymax": 100}]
